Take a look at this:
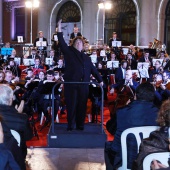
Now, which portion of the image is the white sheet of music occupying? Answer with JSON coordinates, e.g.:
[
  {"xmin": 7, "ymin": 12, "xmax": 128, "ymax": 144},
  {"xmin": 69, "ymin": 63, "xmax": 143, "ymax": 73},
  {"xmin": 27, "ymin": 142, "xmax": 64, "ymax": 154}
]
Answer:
[
  {"xmin": 122, "ymin": 48, "xmax": 129, "ymax": 55},
  {"xmin": 90, "ymin": 54, "xmax": 97, "ymax": 63},
  {"xmin": 152, "ymin": 59, "xmax": 163, "ymax": 66},
  {"xmin": 112, "ymin": 41, "xmax": 122, "ymax": 47},
  {"xmin": 138, "ymin": 68, "xmax": 149, "ymax": 78},
  {"xmin": 36, "ymin": 41, "xmax": 47, "ymax": 47},
  {"xmin": 100, "ymin": 50, "xmax": 106, "ymax": 57},
  {"xmin": 23, "ymin": 59, "xmax": 35, "ymax": 66},
  {"xmin": 137, "ymin": 62, "xmax": 149, "ymax": 70},
  {"xmin": 45, "ymin": 58, "xmax": 53, "ymax": 65},
  {"xmin": 107, "ymin": 61, "xmax": 119, "ymax": 68},
  {"xmin": 14, "ymin": 57, "xmax": 21, "ymax": 65}
]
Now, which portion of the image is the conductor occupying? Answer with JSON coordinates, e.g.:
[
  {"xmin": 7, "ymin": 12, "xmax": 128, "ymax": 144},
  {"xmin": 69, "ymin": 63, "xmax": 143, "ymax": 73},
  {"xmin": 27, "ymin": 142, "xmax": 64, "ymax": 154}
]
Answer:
[{"xmin": 57, "ymin": 19, "xmax": 103, "ymax": 131}]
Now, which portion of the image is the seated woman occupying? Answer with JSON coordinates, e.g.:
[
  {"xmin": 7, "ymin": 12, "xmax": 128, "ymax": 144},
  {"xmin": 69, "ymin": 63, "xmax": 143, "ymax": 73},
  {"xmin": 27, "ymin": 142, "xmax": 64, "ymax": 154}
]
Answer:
[{"xmin": 132, "ymin": 99, "xmax": 170, "ymax": 170}]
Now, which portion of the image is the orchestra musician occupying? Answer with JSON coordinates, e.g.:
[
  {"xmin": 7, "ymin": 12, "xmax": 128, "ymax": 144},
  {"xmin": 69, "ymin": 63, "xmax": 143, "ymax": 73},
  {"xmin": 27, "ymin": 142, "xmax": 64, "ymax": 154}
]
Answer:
[
  {"xmin": 33, "ymin": 31, "xmax": 48, "ymax": 58},
  {"xmin": 138, "ymin": 50, "xmax": 152, "ymax": 65},
  {"xmin": 27, "ymin": 48, "xmax": 40, "ymax": 59},
  {"xmin": 126, "ymin": 52, "xmax": 137, "ymax": 70},
  {"xmin": 149, "ymin": 60, "xmax": 162, "ymax": 81},
  {"xmin": 70, "ymin": 27, "xmax": 82, "ymax": 40},
  {"xmin": 152, "ymin": 73, "xmax": 170, "ymax": 107},
  {"xmin": 0, "ymin": 71, "xmax": 7, "ymax": 84},
  {"xmin": 162, "ymin": 56, "xmax": 170, "ymax": 70},
  {"xmin": 38, "ymin": 70, "xmax": 61, "ymax": 127},
  {"xmin": 5, "ymin": 59, "xmax": 21, "ymax": 77},
  {"xmin": 110, "ymin": 69, "xmax": 139, "ymax": 96},
  {"xmin": 108, "ymin": 32, "xmax": 120, "ymax": 48}
]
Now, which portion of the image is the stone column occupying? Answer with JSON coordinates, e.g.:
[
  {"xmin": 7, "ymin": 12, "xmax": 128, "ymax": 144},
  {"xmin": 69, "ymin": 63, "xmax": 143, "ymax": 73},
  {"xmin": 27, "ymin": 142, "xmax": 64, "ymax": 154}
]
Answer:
[
  {"xmin": 139, "ymin": 0, "xmax": 157, "ymax": 46},
  {"xmin": 0, "ymin": 0, "xmax": 2, "ymax": 42},
  {"xmin": 83, "ymin": 0, "xmax": 99, "ymax": 44}
]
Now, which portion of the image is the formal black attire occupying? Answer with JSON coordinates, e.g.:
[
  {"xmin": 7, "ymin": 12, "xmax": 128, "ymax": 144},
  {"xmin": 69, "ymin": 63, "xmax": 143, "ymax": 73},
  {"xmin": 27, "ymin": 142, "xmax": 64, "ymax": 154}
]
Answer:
[
  {"xmin": 34, "ymin": 37, "xmax": 48, "ymax": 57},
  {"xmin": 58, "ymin": 32, "xmax": 102, "ymax": 130},
  {"xmin": 27, "ymin": 54, "xmax": 40, "ymax": 59},
  {"xmin": 105, "ymin": 100, "xmax": 158, "ymax": 169},
  {"xmin": 0, "ymin": 106, "xmax": 33, "ymax": 170},
  {"xmin": 70, "ymin": 32, "xmax": 82, "ymax": 39},
  {"xmin": 138, "ymin": 56, "xmax": 152, "ymax": 63},
  {"xmin": 163, "ymin": 59, "xmax": 170, "ymax": 70},
  {"xmin": 109, "ymin": 38, "xmax": 120, "ymax": 48}
]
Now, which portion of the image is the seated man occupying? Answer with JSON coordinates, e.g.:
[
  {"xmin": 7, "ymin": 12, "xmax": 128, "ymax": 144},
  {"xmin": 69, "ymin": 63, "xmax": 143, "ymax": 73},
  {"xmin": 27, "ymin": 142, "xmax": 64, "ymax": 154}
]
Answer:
[
  {"xmin": 0, "ymin": 84, "xmax": 33, "ymax": 170},
  {"xmin": 38, "ymin": 70, "xmax": 60, "ymax": 127},
  {"xmin": 105, "ymin": 82, "xmax": 159, "ymax": 170}
]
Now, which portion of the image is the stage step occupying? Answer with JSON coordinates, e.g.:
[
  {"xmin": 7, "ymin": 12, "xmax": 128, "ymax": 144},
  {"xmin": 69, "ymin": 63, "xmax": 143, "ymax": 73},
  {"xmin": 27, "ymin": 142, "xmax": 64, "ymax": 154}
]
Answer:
[{"xmin": 47, "ymin": 123, "xmax": 107, "ymax": 148}]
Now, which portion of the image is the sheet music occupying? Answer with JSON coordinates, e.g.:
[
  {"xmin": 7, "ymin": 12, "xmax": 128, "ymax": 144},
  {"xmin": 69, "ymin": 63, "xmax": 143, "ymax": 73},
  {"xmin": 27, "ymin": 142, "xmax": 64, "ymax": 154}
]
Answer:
[
  {"xmin": 112, "ymin": 41, "xmax": 122, "ymax": 47},
  {"xmin": 152, "ymin": 59, "xmax": 163, "ymax": 66},
  {"xmin": 14, "ymin": 57, "xmax": 21, "ymax": 65},
  {"xmin": 137, "ymin": 62, "xmax": 149, "ymax": 70},
  {"xmin": 90, "ymin": 54, "xmax": 97, "ymax": 63},
  {"xmin": 23, "ymin": 59, "xmax": 35, "ymax": 66},
  {"xmin": 107, "ymin": 61, "xmax": 119, "ymax": 68},
  {"xmin": 36, "ymin": 41, "xmax": 47, "ymax": 47},
  {"xmin": 122, "ymin": 48, "xmax": 129, "ymax": 55},
  {"xmin": 138, "ymin": 68, "xmax": 149, "ymax": 78},
  {"xmin": 100, "ymin": 50, "xmax": 106, "ymax": 57},
  {"xmin": 45, "ymin": 58, "xmax": 53, "ymax": 65}
]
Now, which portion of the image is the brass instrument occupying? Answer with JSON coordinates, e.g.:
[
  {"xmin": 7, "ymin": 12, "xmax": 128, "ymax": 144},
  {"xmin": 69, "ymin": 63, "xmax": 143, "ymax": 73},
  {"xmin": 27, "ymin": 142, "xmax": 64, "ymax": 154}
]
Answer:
[{"xmin": 151, "ymin": 38, "xmax": 161, "ymax": 49}]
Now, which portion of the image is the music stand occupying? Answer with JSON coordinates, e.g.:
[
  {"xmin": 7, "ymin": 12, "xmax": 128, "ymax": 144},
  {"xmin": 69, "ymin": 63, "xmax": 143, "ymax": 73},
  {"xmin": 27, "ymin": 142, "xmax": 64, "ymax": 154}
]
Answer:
[
  {"xmin": 122, "ymin": 48, "xmax": 129, "ymax": 55},
  {"xmin": 27, "ymin": 80, "xmax": 40, "ymax": 91},
  {"xmin": 1, "ymin": 48, "xmax": 14, "ymax": 55},
  {"xmin": 36, "ymin": 41, "xmax": 47, "ymax": 47},
  {"xmin": 152, "ymin": 59, "xmax": 163, "ymax": 66},
  {"xmin": 14, "ymin": 57, "xmax": 21, "ymax": 65},
  {"xmin": 107, "ymin": 61, "xmax": 119, "ymax": 69},
  {"xmin": 112, "ymin": 41, "xmax": 122, "ymax": 47},
  {"xmin": 100, "ymin": 50, "xmax": 106, "ymax": 57},
  {"xmin": 23, "ymin": 59, "xmax": 35, "ymax": 66},
  {"xmin": 45, "ymin": 58, "xmax": 53, "ymax": 66},
  {"xmin": 90, "ymin": 54, "xmax": 97, "ymax": 63},
  {"xmin": 137, "ymin": 62, "xmax": 149, "ymax": 70}
]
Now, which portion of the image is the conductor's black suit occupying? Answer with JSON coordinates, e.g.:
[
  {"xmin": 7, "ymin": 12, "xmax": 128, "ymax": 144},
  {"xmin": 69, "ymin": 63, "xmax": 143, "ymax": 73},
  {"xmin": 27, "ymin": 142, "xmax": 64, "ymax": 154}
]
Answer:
[{"xmin": 57, "ymin": 32, "xmax": 103, "ymax": 130}]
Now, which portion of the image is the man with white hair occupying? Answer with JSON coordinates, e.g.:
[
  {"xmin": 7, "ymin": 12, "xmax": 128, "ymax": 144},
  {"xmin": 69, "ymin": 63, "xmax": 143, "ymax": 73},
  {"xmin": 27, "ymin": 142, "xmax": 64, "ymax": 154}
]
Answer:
[{"xmin": 0, "ymin": 84, "xmax": 33, "ymax": 170}]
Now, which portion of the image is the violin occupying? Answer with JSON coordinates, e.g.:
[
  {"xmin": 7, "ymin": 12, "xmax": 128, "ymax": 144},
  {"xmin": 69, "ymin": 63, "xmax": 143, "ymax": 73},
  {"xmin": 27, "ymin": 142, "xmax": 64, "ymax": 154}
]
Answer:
[{"xmin": 155, "ymin": 80, "xmax": 163, "ymax": 88}]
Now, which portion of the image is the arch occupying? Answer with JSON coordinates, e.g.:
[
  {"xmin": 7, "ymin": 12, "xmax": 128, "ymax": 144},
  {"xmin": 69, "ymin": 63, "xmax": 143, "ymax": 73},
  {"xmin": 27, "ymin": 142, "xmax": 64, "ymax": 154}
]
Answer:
[
  {"xmin": 49, "ymin": 0, "xmax": 83, "ymax": 44},
  {"xmin": 96, "ymin": 0, "xmax": 140, "ymax": 46}
]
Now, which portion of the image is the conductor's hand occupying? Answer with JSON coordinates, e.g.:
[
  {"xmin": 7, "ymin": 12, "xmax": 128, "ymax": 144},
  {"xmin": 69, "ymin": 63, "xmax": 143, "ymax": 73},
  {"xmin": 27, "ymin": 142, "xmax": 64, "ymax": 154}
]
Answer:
[
  {"xmin": 100, "ymin": 81, "xmax": 104, "ymax": 87},
  {"xmin": 57, "ymin": 19, "xmax": 62, "ymax": 32}
]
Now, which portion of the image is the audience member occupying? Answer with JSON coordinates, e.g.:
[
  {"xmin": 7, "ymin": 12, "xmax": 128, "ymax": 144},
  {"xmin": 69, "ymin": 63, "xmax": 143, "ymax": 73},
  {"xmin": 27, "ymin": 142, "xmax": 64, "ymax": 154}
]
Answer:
[
  {"xmin": 132, "ymin": 99, "xmax": 170, "ymax": 170},
  {"xmin": 105, "ymin": 82, "xmax": 159, "ymax": 170},
  {"xmin": 0, "ymin": 84, "xmax": 33, "ymax": 170}
]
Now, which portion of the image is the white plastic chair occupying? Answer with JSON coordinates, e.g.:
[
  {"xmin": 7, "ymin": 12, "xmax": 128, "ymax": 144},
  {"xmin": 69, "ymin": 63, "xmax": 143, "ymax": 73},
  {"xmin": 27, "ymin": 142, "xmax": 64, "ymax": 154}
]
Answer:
[
  {"xmin": 10, "ymin": 129, "xmax": 21, "ymax": 147},
  {"xmin": 143, "ymin": 152, "xmax": 170, "ymax": 170},
  {"xmin": 118, "ymin": 126, "xmax": 159, "ymax": 170}
]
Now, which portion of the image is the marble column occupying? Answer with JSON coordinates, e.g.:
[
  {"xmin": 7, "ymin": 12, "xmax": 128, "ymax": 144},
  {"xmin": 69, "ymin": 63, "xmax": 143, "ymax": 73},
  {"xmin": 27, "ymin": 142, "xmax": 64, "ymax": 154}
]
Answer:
[
  {"xmin": 0, "ymin": 0, "xmax": 2, "ymax": 42},
  {"xmin": 139, "ymin": 0, "xmax": 157, "ymax": 46}
]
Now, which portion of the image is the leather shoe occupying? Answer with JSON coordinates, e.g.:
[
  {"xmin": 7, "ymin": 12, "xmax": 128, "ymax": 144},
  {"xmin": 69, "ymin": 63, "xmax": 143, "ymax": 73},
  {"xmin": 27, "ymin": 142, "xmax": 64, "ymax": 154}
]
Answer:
[{"xmin": 76, "ymin": 126, "xmax": 84, "ymax": 131}]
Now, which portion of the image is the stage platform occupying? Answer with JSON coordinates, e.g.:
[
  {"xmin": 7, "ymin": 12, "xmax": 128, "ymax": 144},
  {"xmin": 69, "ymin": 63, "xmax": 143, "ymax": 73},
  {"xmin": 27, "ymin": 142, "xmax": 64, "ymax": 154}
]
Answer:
[{"xmin": 47, "ymin": 123, "xmax": 107, "ymax": 148}]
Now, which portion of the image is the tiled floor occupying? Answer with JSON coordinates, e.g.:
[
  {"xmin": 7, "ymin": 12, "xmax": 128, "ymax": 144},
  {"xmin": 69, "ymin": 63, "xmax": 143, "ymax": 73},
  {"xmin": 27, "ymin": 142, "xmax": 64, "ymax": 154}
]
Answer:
[{"xmin": 26, "ymin": 148, "xmax": 106, "ymax": 170}]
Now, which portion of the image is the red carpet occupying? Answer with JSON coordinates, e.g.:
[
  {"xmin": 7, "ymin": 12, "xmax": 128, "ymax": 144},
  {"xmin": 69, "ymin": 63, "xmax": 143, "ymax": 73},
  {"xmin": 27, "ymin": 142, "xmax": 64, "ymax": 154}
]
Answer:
[{"xmin": 26, "ymin": 93, "xmax": 116, "ymax": 147}]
